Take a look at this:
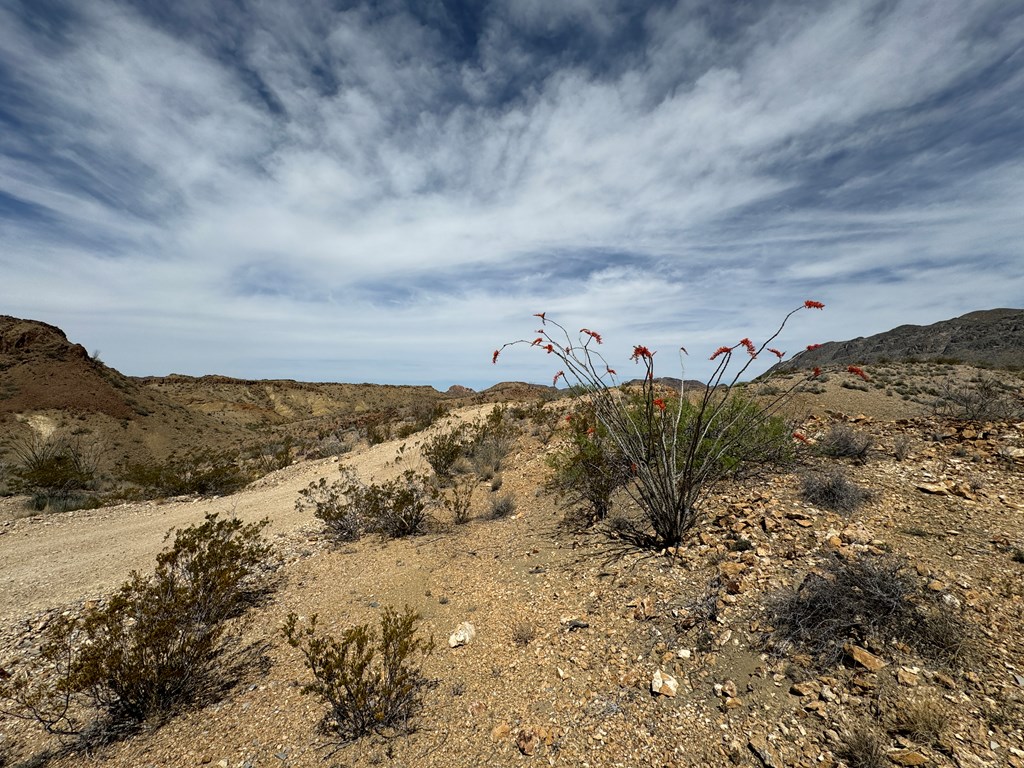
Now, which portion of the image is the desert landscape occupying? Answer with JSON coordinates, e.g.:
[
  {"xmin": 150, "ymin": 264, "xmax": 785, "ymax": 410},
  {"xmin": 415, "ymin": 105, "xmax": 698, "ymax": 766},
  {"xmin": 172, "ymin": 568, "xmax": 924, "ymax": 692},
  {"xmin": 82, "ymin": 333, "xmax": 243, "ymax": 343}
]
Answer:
[{"xmin": 1, "ymin": 311, "xmax": 1023, "ymax": 768}]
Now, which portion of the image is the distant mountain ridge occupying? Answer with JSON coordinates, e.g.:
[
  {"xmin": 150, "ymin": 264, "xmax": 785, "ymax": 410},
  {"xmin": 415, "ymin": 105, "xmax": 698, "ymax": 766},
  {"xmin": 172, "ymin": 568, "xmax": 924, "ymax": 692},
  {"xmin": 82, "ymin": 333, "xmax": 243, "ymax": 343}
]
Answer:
[{"xmin": 770, "ymin": 308, "xmax": 1024, "ymax": 372}]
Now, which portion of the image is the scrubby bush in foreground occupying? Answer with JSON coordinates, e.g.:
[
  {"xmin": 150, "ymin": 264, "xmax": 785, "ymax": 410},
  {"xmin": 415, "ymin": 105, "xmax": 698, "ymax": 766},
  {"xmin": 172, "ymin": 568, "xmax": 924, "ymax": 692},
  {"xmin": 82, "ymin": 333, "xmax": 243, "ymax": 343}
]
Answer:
[
  {"xmin": 0, "ymin": 514, "xmax": 272, "ymax": 736},
  {"xmin": 282, "ymin": 606, "xmax": 434, "ymax": 742},
  {"xmin": 495, "ymin": 302, "xmax": 829, "ymax": 547}
]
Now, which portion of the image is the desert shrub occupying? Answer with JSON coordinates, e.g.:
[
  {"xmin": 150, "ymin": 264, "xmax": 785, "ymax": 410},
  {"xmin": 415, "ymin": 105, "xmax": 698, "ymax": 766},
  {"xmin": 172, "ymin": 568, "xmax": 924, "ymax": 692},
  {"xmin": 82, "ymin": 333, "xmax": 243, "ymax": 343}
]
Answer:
[
  {"xmin": 800, "ymin": 468, "xmax": 871, "ymax": 513},
  {"xmin": 299, "ymin": 469, "xmax": 429, "ymax": 540},
  {"xmin": 429, "ymin": 474, "xmax": 475, "ymax": 525},
  {"xmin": 282, "ymin": 606, "xmax": 434, "ymax": 741},
  {"xmin": 0, "ymin": 514, "xmax": 271, "ymax": 734},
  {"xmin": 124, "ymin": 450, "xmax": 250, "ymax": 498},
  {"xmin": 818, "ymin": 424, "xmax": 873, "ymax": 463},
  {"xmin": 932, "ymin": 376, "xmax": 1024, "ymax": 422},
  {"xmin": 489, "ymin": 493, "xmax": 516, "ymax": 519},
  {"xmin": 6, "ymin": 434, "xmax": 100, "ymax": 511},
  {"xmin": 248, "ymin": 436, "xmax": 294, "ymax": 474},
  {"xmin": 768, "ymin": 553, "xmax": 971, "ymax": 668},
  {"xmin": 464, "ymin": 408, "xmax": 519, "ymax": 479},
  {"xmin": 838, "ymin": 723, "xmax": 887, "ymax": 768},
  {"xmin": 495, "ymin": 302, "xmax": 830, "ymax": 547},
  {"xmin": 296, "ymin": 476, "xmax": 364, "ymax": 542},
  {"xmin": 545, "ymin": 404, "xmax": 628, "ymax": 522},
  {"xmin": 421, "ymin": 425, "xmax": 466, "ymax": 481}
]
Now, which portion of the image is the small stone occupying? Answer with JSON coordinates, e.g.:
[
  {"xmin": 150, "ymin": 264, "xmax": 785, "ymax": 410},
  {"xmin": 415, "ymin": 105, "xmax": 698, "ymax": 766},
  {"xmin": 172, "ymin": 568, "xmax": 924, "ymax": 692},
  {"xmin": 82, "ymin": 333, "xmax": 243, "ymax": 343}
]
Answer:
[
  {"xmin": 448, "ymin": 621, "xmax": 476, "ymax": 648},
  {"xmin": 790, "ymin": 681, "xmax": 818, "ymax": 697},
  {"xmin": 491, "ymin": 723, "xmax": 510, "ymax": 742},
  {"xmin": 516, "ymin": 727, "xmax": 541, "ymax": 755},
  {"xmin": 846, "ymin": 644, "xmax": 886, "ymax": 672},
  {"xmin": 721, "ymin": 679, "xmax": 739, "ymax": 698},
  {"xmin": 651, "ymin": 669, "xmax": 679, "ymax": 697},
  {"xmin": 897, "ymin": 668, "xmax": 920, "ymax": 686},
  {"xmin": 677, "ymin": 648, "xmax": 692, "ymax": 660},
  {"xmin": 724, "ymin": 696, "xmax": 744, "ymax": 709}
]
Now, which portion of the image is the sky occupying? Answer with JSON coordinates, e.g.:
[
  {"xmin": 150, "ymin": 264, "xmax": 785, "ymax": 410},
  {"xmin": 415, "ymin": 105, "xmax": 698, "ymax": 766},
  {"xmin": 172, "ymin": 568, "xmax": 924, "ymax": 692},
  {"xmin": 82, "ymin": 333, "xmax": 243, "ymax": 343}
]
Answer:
[{"xmin": 1, "ymin": 0, "xmax": 1022, "ymax": 390}]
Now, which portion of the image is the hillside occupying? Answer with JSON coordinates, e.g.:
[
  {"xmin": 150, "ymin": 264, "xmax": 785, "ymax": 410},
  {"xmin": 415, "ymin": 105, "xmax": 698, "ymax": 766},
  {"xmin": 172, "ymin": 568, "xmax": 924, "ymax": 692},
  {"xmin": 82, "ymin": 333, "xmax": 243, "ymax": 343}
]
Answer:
[{"xmin": 770, "ymin": 308, "xmax": 1024, "ymax": 372}]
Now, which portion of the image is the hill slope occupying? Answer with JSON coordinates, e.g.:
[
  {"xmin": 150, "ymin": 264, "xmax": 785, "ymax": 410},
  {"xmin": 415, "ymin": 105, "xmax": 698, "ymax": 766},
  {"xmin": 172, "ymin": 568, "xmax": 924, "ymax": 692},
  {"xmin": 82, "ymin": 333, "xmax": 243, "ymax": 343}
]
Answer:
[{"xmin": 771, "ymin": 308, "xmax": 1024, "ymax": 372}]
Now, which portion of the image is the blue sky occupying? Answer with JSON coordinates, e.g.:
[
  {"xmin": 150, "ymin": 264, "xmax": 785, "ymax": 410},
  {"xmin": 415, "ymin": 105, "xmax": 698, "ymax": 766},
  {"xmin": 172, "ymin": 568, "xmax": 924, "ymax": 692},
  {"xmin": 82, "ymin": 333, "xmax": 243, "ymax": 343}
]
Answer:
[{"xmin": 1, "ymin": 0, "xmax": 1022, "ymax": 389}]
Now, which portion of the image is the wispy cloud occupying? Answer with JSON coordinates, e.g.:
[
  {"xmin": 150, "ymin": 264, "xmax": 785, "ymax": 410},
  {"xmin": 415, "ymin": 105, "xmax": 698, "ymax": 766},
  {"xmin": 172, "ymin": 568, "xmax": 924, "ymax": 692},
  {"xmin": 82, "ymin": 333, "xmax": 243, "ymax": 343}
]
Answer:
[{"xmin": 1, "ymin": 0, "xmax": 1021, "ymax": 387}]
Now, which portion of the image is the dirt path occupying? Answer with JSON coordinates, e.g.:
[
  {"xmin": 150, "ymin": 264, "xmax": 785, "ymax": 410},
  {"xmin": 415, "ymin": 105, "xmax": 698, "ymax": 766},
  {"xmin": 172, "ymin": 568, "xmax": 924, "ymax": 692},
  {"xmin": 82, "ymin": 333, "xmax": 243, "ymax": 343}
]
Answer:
[{"xmin": 0, "ymin": 405, "xmax": 496, "ymax": 624}]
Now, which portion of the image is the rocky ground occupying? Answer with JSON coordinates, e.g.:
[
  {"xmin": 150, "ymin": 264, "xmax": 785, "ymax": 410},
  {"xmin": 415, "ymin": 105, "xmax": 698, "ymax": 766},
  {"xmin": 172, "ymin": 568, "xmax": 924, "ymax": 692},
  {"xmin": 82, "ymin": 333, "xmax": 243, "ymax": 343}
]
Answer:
[{"xmin": 1, "ymin": 374, "xmax": 1023, "ymax": 768}]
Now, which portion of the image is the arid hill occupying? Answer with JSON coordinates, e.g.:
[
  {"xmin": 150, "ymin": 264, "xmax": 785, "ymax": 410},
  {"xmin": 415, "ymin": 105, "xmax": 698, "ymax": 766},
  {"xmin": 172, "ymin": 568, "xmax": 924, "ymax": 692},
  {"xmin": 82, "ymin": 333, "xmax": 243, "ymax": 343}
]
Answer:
[
  {"xmin": 770, "ymin": 308, "xmax": 1024, "ymax": 373},
  {"xmin": 0, "ymin": 317, "xmax": 553, "ymax": 480}
]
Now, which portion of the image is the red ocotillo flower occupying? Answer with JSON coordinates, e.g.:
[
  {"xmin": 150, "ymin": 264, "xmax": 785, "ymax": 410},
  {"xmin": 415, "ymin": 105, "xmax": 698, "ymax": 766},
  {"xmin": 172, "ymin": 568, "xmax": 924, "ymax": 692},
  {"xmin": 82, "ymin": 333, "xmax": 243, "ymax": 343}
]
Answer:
[
  {"xmin": 807, "ymin": 343, "xmax": 822, "ymax": 351},
  {"xmin": 605, "ymin": 366, "xmax": 617, "ymax": 376},
  {"xmin": 580, "ymin": 328, "xmax": 603, "ymax": 344},
  {"xmin": 739, "ymin": 338, "xmax": 757, "ymax": 357},
  {"xmin": 533, "ymin": 312, "xmax": 546, "ymax": 322},
  {"xmin": 653, "ymin": 398, "xmax": 666, "ymax": 412},
  {"xmin": 553, "ymin": 370, "xmax": 565, "ymax": 386},
  {"xmin": 492, "ymin": 349, "xmax": 500, "ymax": 364},
  {"xmin": 530, "ymin": 337, "xmax": 543, "ymax": 346},
  {"xmin": 544, "ymin": 344, "xmax": 554, "ymax": 354},
  {"xmin": 812, "ymin": 367, "xmax": 822, "ymax": 378},
  {"xmin": 710, "ymin": 345, "xmax": 732, "ymax": 361},
  {"xmin": 768, "ymin": 347, "xmax": 785, "ymax": 359},
  {"xmin": 848, "ymin": 365, "xmax": 869, "ymax": 381},
  {"xmin": 631, "ymin": 345, "xmax": 653, "ymax": 361},
  {"xmin": 804, "ymin": 300, "xmax": 825, "ymax": 310}
]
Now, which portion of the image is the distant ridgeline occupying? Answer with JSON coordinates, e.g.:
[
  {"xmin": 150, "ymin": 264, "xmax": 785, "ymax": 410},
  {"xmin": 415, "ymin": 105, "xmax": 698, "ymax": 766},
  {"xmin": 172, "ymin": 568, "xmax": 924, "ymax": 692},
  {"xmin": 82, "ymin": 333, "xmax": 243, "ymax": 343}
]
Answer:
[{"xmin": 768, "ymin": 309, "xmax": 1024, "ymax": 373}]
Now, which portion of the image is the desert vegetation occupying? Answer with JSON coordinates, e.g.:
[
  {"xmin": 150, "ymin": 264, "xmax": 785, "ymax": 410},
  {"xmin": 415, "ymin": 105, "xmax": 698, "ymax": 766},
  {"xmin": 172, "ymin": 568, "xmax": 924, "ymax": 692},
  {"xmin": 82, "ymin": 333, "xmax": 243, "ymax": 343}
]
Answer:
[
  {"xmin": 2, "ymin": 309, "xmax": 1024, "ymax": 767},
  {"xmin": 0, "ymin": 513, "xmax": 272, "ymax": 740}
]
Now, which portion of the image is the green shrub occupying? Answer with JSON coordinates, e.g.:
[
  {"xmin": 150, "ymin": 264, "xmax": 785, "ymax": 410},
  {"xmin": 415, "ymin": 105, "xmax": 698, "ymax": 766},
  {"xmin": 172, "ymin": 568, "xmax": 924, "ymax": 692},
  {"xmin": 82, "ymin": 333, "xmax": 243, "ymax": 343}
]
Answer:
[
  {"xmin": 298, "ymin": 469, "xmax": 430, "ymax": 541},
  {"xmin": 296, "ymin": 476, "xmax": 363, "ymax": 542},
  {"xmin": 0, "ymin": 513, "xmax": 271, "ymax": 734},
  {"xmin": 545, "ymin": 404, "xmax": 628, "ymax": 521},
  {"xmin": 464, "ymin": 408, "xmax": 519, "ymax": 479},
  {"xmin": 282, "ymin": 606, "xmax": 434, "ymax": 741},
  {"xmin": 768, "ymin": 553, "xmax": 970, "ymax": 668},
  {"xmin": 124, "ymin": 450, "xmax": 250, "ymax": 498},
  {"xmin": 421, "ymin": 426, "xmax": 466, "ymax": 481},
  {"xmin": 6, "ymin": 434, "xmax": 100, "ymax": 511},
  {"xmin": 429, "ymin": 474, "xmax": 475, "ymax": 525},
  {"xmin": 800, "ymin": 468, "xmax": 871, "ymax": 513}
]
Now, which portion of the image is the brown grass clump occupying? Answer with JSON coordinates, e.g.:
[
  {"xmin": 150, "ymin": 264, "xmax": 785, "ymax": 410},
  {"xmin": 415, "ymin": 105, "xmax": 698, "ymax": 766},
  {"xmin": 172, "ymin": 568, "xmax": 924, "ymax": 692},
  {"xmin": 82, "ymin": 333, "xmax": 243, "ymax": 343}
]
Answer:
[
  {"xmin": 800, "ymin": 468, "xmax": 872, "ymax": 513},
  {"xmin": 838, "ymin": 722, "xmax": 887, "ymax": 768}
]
